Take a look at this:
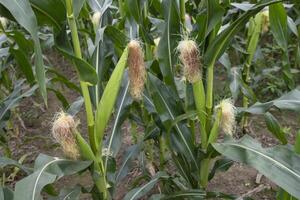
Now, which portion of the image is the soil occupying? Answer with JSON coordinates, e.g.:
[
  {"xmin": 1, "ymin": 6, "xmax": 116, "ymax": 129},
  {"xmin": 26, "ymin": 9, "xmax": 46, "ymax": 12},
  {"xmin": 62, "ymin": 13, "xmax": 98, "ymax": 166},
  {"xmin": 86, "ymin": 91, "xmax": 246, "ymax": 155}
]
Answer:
[{"xmin": 3, "ymin": 50, "xmax": 300, "ymax": 200}]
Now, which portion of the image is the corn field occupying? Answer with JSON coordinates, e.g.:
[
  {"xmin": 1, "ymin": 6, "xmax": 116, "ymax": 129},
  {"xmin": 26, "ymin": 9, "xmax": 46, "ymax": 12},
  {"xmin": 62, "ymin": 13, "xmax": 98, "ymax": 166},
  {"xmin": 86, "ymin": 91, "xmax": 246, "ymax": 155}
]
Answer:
[{"xmin": 0, "ymin": 0, "xmax": 300, "ymax": 199}]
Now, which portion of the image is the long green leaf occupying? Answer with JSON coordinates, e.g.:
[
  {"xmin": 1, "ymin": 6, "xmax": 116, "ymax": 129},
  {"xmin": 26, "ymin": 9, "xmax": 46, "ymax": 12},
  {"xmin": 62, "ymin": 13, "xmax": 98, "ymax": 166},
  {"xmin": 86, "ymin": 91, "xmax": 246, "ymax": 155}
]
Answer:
[
  {"xmin": 104, "ymin": 77, "xmax": 132, "ymax": 172},
  {"xmin": 0, "ymin": 187, "xmax": 13, "ymax": 200},
  {"xmin": 204, "ymin": 0, "xmax": 281, "ymax": 67},
  {"xmin": 269, "ymin": 2, "xmax": 288, "ymax": 50},
  {"xmin": 0, "ymin": 0, "xmax": 47, "ymax": 105},
  {"xmin": 206, "ymin": 0, "xmax": 225, "ymax": 36},
  {"xmin": 115, "ymin": 144, "xmax": 141, "ymax": 183},
  {"xmin": 29, "ymin": 0, "xmax": 66, "ymax": 32},
  {"xmin": 156, "ymin": 0, "xmax": 180, "ymax": 88},
  {"xmin": 213, "ymin": 135, "xmax": 300, "ymax": 198},
  {"xmin": 10, "ymin": 48, "xmax": 35, "ymax": 84},
  {"xmin": 243, "ymin": 89, "xmax": 300, "ymax": 114},
  {"xmin": 148, "ymin": 74, "xmax": 198, "ymax": 170},
  {"xmin": 264, "ymin": 112, "xmax": 287, "ymax": 144},
  {"xmin": 161, "ymin": 190, "xmax": 205, "ymax": 199},
  {"xmin": 56, "ymin": 45, "xmax": 98, "ymax": 85},
  {"xmin": 94, "ymin": 47, "xmax": 128, "ymax": 151}
]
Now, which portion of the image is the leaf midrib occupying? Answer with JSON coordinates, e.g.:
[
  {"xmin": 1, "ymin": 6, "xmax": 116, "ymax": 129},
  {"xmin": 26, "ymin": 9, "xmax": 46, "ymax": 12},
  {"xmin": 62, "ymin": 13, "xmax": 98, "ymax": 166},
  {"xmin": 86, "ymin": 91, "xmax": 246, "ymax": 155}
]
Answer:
[{"xmin": 222, "ymin": 143, "xmax": 300, "ymax": 179}]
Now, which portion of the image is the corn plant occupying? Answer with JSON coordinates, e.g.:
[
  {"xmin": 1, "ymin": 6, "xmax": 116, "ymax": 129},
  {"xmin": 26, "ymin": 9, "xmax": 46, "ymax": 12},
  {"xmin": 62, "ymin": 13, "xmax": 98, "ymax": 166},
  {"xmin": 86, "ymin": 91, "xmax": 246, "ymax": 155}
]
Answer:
[
  {"xmin": 0, "ymin": 0, "xmax": 299, "ymax": 199},
  {"xmin": 121, "ymin": 0, "xmax": 300, "ymax": 199}
]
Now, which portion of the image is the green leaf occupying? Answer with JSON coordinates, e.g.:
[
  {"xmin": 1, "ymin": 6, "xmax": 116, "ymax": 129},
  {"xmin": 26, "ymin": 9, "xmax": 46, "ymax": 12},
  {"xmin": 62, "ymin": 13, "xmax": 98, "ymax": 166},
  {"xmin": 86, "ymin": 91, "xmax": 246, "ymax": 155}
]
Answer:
[
  {"xmin": 208, "ymin": 158, "xmax": 233, "ymax": 180},
  {"xmin": 269, "ymin": 2, "xmax": 288, "ymax": 50},
  {"xmin": 0, "ymin": 80, "xmax": 39, "ymax": 121},
  {"xmin": 10, "ymin": 48, "xmax": 35, "ymax": 84},
  {"xmin": 49, "ymin": 186, "xmax": 81, "ymax": 200},
  {"xmin": 204, "ymin": 0, "xmax": 281, "ymax": 67},
  {"xmin": 0, "ymin": 156, "xmax": 31, "ymax": 174},
  {"xmin": 115, "ymin": 144, "xmax": 141, "ymax": 183},
  {"xmin": 124, "ymin": 172, "xmax": 169, "ymax": 200},
  {"xmin": 55, "ymin": 45, "xmax": 98, "ymax": 85},
  {"xmin": 104, "ymin": 76, "xmax": 132, "ymax": 171},
  {"xmin": 7, "ymin": 31, "xmax": 34, "ymax": 53},
  {"xmin": 73, "ymin": 0, "xmax": 85, "ymax": 17},
  {"xmin": 104, "ymin": 25, "xmax": 129, "ymax": 50},
  {"xmin": 264, "ymin": 112, "xmax": 287, "ymax": 144},
  {"xmin": 295, "ymin": 131, "xmax": 300, "ymax": 155},
  {"xmin": 213, "ymin": 135, "xmax": 300, "ymax": 198},
  {"xmin": 14, "ymin": 154, "xmax": 91, "ymax": 200},
  {"xmin": 0, "ymin": 0, "xmax": 47, "ymax": 105},
  {"xmin": 29, "ymin": 0, "xmax": 66, "ymax": 32},
  {"xmin": 160, "ymin": 189, "xmax": 205, "ymax": 199},
  {"xmin": 277, "ymin": 188, "xmax": 298, "ymax": 200},
  {"xmin": 67, "ymin": 97, "xmax": 84, "ymax": 116},
  {"xmin": 206, "ymin": 0, "xmax": 225, "ymax": 36},
  {"xmin": 48, "ymin": 88, "xmax": 69, "ymax": 109},
  {"xmin": 147, "ymin": 74, "xmax": 198, "ymax": 170},
  {"xmin": 156, "ymin": 0, "xmax": 180, "ymax": 88},
  {"xmin": 159, "ymin": 190, "xmax": 236, "ymax": 199},
  {"xmin": 94, "ymin": 47, "xmax": 128, "ymax": 151},
  {"xmin": 287, "ymin": 17, "xmax": 299, "ymax": 37},
  {"xmin": 33, "ymin": 154, "xmax": 91, "ymax": 176},
  {"xmin": 125, "ymin": 0, "xmax": 141, "ymax": 23},
  {"xmin": 0, "ymin": 187, "xmax": 13, "ymax": 200},
  {"xmin": 243, "ymin": 89, "xmax": 300, "ymax": 114},
  {"xmin": 167, "ymin": 111, "xmax": 198, "ymax": 134}
]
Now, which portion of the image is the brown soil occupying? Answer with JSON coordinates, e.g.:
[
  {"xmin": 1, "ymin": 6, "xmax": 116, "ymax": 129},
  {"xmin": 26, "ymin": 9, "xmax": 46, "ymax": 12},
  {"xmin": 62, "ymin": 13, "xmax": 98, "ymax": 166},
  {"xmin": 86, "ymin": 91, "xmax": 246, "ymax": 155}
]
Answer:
[{"xmin": 3, "ymin": 51, "xmax": 300, "ymax": 200}]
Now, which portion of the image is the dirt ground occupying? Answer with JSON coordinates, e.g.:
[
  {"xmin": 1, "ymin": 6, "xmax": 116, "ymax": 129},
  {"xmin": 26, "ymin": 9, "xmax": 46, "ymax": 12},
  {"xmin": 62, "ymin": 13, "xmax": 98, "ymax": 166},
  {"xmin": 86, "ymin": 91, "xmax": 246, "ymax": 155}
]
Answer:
[{"xmin": 4, "ymin": 51, "xmax": 300, "ymax": 200}]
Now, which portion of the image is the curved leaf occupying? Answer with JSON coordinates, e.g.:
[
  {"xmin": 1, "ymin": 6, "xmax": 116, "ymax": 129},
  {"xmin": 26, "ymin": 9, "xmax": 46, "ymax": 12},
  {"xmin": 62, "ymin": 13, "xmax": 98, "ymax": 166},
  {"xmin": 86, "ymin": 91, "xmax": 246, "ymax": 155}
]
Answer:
[
  {"xmin": 204, "ymin": 0, "xmax": 281, "ymax": 67},
  {"xmin": 243, "ymin": 89, "xmax": 300, "ymax": 114},
  {"xmin": 0, "ymin": 157, "xmax": 31, "ymax": 174},
  {"xmin": 208, "ymin": 158, "xmax": 234, "ymax": 180},
  {"xmin": 56, "ymin": 45, "xmax": 98, "ymax": 85},
  {"xmin": 213, "ymin": 135, "xmax": 300, "ymax": 198},
  {"xmin": 14, "ymin": 154, "xmax": 91, "ymax": 200},
  {"xmin": 30, "ymin": 0, "xmax": 66, "ymax": 32},
  {"xmin": 115, "ymin": 144, "xmax": 141, "ymax": 183}
]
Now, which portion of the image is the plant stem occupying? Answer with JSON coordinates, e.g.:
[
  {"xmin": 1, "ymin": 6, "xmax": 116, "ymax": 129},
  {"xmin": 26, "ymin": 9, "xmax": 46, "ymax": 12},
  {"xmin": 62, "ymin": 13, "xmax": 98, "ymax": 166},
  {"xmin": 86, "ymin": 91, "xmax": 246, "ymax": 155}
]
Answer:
[
  {"xmin": 193, "ymin": 80, "xmax": 207, "ymax": 148},
  {"xmin": 65, "ymin": 0, "xmax": 96, "ymax": 152},
  {"xmin": 75, "ymin": 132, "xmax": 108, "ymax": 199},
  {"xmin": 159, "ymin": 136, "xmax": 167, "ymax": 170},
  {"xmin": 242, "ymin": 15, "xmax": 262, "ymax": 131},
  {"xmin": 200, "ymin": 158, "xmax": 210, "ymax": 188},
  {"xmin": 241, "ymin": 63, "xmax": 251, "ymax": 129},
  {"xmin": 180, "ymin": 0, "xmax": 186, "ymax": 27},
  {"xmin": 65, "ymin": 0, "xmax": 107, "ymax": 198},
  {"xmin": 205, "ymin": 65, "xmax": 214, "ymax": 133},
  {"xmin": 207, "ymin": 109, "xmax": 222, "ymax": 145},
  {"xmin": 95, "ymin": 46, "xmax": 100, "ymax": 104}
]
